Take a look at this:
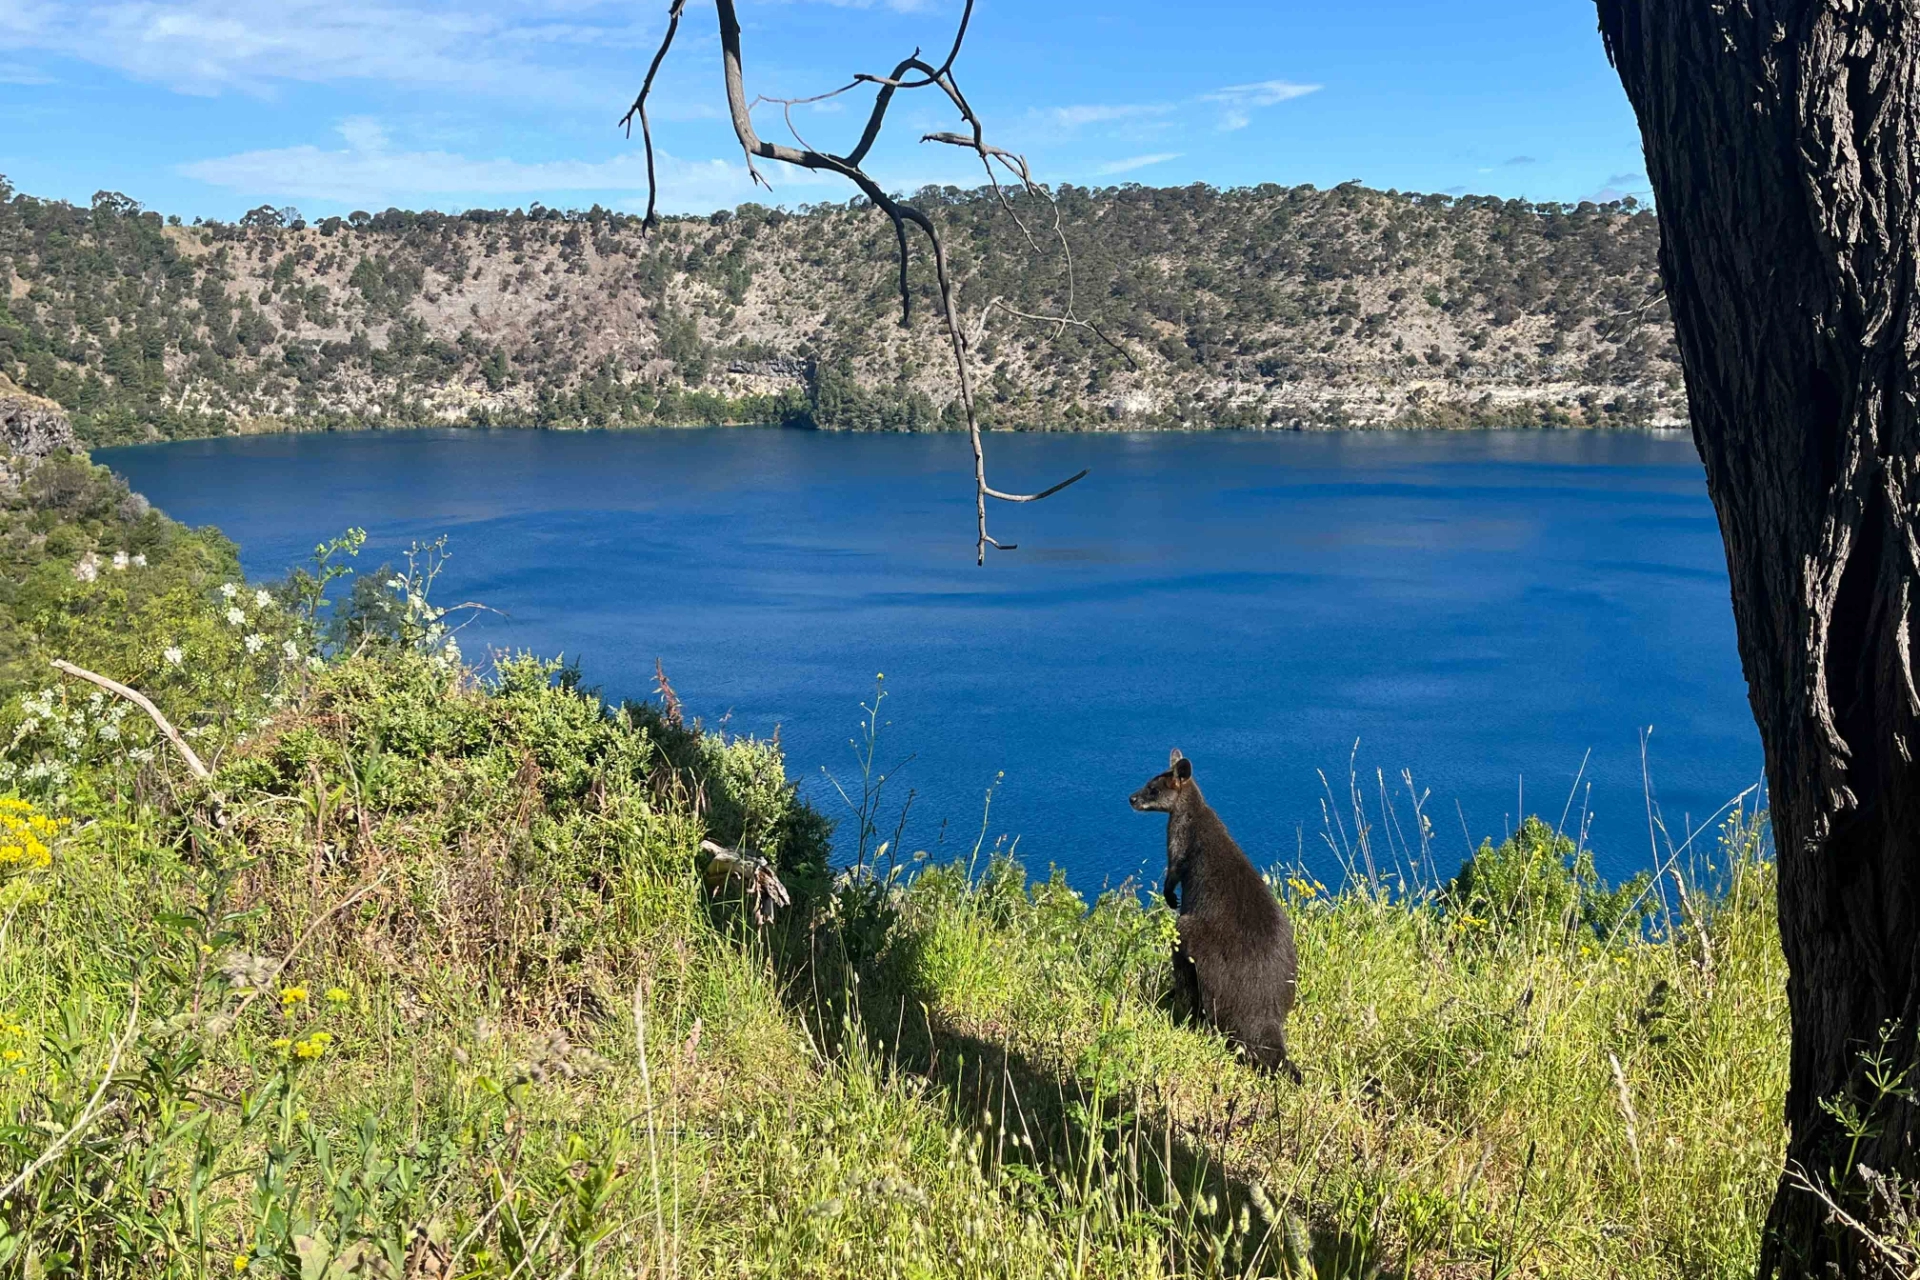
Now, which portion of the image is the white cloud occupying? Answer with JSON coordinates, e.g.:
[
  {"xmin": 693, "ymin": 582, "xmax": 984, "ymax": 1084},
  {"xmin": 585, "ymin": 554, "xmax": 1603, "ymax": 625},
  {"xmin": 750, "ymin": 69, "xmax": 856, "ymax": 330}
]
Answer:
[
  {"xmin": 1035, "ymin": 78, "xmax": 1319, "ymax": 141},
  {"xmin": 0, "ymin": 0, "xmax": 966, "ymax": 98},
  {"xmin": 0, "ymin": 0, "xmax": 656, "ymax": 98},
  {"xmin": 1094, "ymin": 152, "xmax": 1180, "ymax": 176},
  {"xmin": 1200, "ymin": 79, "xmax": 1319, "ymax": 131},
  {"xmin": 1203, "ymin": 79, "xmax": 1321, "ymax": 107},
  {"xmin": 798, "ymin": 0, "xmax": 937, "ymax": 10},
  {"xmin": 179, "ymin": 116, "xmax": 835, "ymax": 212},
  {"xmin": 1041, "ymin": 102, "xmax": 1177, "ymax": 131}
]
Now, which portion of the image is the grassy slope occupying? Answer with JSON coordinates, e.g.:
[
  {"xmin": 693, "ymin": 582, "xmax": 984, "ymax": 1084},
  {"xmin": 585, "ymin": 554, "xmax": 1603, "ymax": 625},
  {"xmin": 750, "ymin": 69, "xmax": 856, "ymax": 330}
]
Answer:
[{"xmin": 0, "ymin": 463, "xmax": 1786, "ymax": 1279}]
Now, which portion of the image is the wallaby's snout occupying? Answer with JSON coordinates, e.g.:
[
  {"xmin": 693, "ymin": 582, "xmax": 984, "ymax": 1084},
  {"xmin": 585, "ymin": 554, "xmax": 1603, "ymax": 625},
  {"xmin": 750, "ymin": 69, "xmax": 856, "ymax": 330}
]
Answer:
[{"xmin": 1129, "ymin": 748, "xmax": 1190, "ymax": 813}]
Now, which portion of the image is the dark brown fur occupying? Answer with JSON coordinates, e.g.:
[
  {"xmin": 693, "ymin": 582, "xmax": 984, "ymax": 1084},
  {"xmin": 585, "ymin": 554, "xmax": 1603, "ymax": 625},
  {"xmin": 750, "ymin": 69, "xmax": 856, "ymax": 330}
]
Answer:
[{"xmin": 1130, "ymin": 749, "xmax": 1301, "ymax": 1080}]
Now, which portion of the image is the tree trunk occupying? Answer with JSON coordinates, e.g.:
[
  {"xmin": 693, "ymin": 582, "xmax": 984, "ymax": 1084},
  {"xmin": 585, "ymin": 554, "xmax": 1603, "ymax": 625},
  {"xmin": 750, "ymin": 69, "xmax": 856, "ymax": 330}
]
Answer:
[{"xmin": 1596, "ymin": 2, "xmax": 1920, "ymax": 1274}]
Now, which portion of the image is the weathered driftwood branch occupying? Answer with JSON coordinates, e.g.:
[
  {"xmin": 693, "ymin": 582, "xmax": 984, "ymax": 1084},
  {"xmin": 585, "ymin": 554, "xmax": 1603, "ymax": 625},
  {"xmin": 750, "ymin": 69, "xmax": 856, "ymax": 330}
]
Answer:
[
  {"xmin": 700, "ymin": 838, "xmax": 789, "ymax": 924},
  {"xmin": 50, "ymin": 658, "xmax": 209, "ymax": 779},
  {"xmin": 626, "ymin": 0, "xmax": 1123, "ymax": 562}
]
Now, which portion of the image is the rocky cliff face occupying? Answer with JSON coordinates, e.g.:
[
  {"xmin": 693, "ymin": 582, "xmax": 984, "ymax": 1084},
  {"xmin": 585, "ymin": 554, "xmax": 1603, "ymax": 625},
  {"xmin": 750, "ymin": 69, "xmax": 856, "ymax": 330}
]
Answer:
[{"xmin": 0, "ymin": 376, "xmax": 78, "ymax": 458}]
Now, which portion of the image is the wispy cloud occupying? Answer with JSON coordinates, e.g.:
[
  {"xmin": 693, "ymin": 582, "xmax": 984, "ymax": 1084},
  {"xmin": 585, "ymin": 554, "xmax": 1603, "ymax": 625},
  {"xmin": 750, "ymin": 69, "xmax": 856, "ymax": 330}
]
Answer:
[
  {"xmin": 1200, "ymin": 79, "xmax": 1320, "ymax": 131},
  {"xmin": 0, "ymin": 0, "xmax": 972, "ymax": 99},
  {"xmin": 802, "ymin": 0, "xmax": 938, "ymax": 10},
  {"xmin": 1041, "ymin": 102, "xmax": 1178, "ymax": 131},
  {"xmin": 0, "ymin": 0, "xmax": 655, "ymax": 99},
  {"xmin": 1036, "ymin": 77, "xmax": 1318, "ymax": 141},
  {"xmin": 1504, "ymin": 155, "xmax": 1537, "ymax": 166},
  {"xmin": 179, "ymin": 116, "xmax": 833, "ymax": 212},
  {"xmin": 1094, "ymin": 152, "xmax": 1181, "ymax": 176}
]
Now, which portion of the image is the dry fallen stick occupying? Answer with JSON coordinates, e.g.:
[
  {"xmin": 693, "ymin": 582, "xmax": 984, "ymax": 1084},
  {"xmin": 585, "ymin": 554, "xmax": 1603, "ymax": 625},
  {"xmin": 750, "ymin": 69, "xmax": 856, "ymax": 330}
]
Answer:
[{"xmin": 50, "ymin": 659, "xmax": 209, "ymax": 779}]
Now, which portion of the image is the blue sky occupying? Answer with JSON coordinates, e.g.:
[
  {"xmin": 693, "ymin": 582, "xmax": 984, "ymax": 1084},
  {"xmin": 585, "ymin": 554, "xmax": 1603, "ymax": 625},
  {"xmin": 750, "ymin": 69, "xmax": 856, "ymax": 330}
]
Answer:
[{"xmin": 0, "ymin": 0, "xmax": 1649, "ymax": 220}]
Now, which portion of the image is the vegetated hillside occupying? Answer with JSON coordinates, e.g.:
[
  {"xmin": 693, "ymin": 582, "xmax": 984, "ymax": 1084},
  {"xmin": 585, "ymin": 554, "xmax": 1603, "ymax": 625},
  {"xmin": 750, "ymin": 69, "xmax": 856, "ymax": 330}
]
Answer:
[{"xmin": 0, "ymin": 176, "xmax": 1682, "ymax": 447}]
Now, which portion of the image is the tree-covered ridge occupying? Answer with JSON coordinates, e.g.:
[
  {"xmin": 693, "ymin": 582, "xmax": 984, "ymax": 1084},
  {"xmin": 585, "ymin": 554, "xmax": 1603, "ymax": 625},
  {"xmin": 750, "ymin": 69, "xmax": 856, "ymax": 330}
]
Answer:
[{"xmin": 0, "ymin": 177, "xmax": 1680, "ymax": 446}]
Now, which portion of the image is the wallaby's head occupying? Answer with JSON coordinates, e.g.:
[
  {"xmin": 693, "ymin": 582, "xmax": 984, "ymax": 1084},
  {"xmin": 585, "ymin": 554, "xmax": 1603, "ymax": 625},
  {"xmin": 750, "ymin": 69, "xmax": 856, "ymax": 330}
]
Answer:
[{"xmin": 1129, "ymin": 749, "xmax": 1194, "ymax": 813}]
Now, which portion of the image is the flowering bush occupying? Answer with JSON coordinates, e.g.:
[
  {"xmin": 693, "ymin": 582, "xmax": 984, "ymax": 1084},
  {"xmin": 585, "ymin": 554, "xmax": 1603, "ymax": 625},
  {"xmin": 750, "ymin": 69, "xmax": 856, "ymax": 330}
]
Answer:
[{"xmin": 0, "ymin": 795, "xmax": 63, "ymax": 909}]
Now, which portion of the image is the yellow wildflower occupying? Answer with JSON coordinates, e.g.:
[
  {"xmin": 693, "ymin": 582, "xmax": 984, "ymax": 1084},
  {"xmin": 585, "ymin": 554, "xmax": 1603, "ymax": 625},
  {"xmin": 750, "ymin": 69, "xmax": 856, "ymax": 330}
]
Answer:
[
  {"xmin": 2, "ymin": 1050, "xmax": 20, "ymax": 1062},
  {"xmin": 325, "ymin": 987, "xmax": 350, "ymax": 1005},
  {"xmin": 233, "ymin": 1255, "xmax": 250, "ymax": 1274},
  {"xmin": 294, "ymin": 1032, "xmax": 332, "ymax": 1060},
  {"xmin": 280, "ymin": 986, "xmax": 308, "ymax": 1006},
  {"xmin": 270, "ymin": 1038, "xmax": 292, "ymax": 1052},
  {"xmin": 0, "ymin": 800, "xmax": 60, "ymax": 880}
]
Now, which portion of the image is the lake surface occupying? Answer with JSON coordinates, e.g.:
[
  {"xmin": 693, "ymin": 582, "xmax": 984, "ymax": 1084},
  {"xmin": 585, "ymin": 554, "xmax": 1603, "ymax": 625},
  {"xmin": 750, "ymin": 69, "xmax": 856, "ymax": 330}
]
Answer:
[{"xmin": 98, "ymin": 427, "xmax": 1762, "ymax": 891}]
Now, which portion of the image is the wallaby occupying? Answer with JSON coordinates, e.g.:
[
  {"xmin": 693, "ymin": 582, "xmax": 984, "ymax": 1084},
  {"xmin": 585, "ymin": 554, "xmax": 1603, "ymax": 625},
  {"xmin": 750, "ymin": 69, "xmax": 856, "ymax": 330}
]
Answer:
[{"xmin": 1130, "ymin": 749, "xmax": 1302, "ymax": 1080}]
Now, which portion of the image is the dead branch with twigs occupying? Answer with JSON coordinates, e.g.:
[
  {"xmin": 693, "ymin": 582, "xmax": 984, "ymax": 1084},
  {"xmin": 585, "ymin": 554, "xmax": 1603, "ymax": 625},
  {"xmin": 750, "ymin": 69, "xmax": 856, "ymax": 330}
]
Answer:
[{"xmin": 624, "ymin": 0, "xmax": 1136, "ymax": 562}]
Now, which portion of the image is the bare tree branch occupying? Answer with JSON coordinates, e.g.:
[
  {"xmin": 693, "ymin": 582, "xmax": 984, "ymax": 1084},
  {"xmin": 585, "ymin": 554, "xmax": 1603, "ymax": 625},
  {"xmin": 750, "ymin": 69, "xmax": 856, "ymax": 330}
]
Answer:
[
  {"xmin": 627, "ymin": 0, "xmax": 1108, "ymax": 563},
  {"xmin": 617, "ymin": 0, "xmax": 689, "ymax": 232}
]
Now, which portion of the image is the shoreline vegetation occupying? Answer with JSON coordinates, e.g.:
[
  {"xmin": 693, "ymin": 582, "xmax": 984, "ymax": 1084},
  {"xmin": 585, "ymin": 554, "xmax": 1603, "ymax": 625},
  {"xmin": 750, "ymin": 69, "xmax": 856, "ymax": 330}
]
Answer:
[
  {"xmin": 0, "ymin": 178, "xmax": 1683, "ymax": 448},
  {"xmin": 0, "ymin": 459, "xmax": 1788, "ymax": 1278}
]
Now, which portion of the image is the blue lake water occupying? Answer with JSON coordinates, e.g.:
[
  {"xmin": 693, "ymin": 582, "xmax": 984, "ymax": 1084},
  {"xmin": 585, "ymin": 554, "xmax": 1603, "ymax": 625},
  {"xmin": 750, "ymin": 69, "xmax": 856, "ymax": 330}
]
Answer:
[{"xmin": 97, "ymin": 427, "xmax": 1762, "ymax": 892}]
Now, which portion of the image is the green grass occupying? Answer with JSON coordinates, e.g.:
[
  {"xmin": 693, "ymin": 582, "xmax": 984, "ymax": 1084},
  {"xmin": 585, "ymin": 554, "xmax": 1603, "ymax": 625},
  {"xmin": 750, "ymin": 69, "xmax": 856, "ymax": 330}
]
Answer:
[{"xmin": 0, "ymin": 473, "xmax": 1788, "ymax": 1278}]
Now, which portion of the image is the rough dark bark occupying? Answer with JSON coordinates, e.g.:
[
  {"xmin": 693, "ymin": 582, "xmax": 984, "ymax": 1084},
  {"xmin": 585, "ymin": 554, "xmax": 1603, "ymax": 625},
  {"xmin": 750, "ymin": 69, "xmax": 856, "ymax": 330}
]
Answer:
[{"xmin": 1596, "ymin": 2, "xmax": 1920, "ymax": 1273}]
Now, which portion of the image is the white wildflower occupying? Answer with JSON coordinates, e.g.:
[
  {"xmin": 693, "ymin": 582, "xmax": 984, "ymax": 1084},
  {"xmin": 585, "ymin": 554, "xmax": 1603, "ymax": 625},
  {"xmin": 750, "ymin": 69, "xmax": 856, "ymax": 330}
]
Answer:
[
  {"xmin": 72, "ymin": 553, "xmax": 100, "ymax": 583},
  {"xmin": 244, "ymin": 633, "xmax": 266, "ymax": 654},
  {"xmin": 220, "ymin": 582, "xmax": 240, "ymax": 600},
  {"xmin": 111, "ymin": 551, "xmax": 129, "ymax": 570},
  {"xmin": 282, "ymin": 640, "xmax": 299, "ymax": 661},
  {"xmin": 131, "ymin": 553, "xmax": 147, "ymax": 568},
  {"xmin": 306, "ymin": 656, "xmax": 325, "ymax": 672},
  {"xmin": 254, "ymin": 589, "xmax": 274, "ymax": 610},
  {"xmin": 225, "ymin": 607, "xmax": 245, "ymax": 627},
  {"xmin": 164, "ymin": 646, "xmax": 183, "ymax": 666},
  {"xmin": 97, "ymin": 722, "xmax": 120, "ymax": 742}
]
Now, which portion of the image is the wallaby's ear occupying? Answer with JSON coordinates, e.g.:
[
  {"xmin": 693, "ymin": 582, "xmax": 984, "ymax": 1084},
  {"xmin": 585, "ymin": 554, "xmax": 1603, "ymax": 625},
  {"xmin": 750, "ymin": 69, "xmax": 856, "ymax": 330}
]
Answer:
[
  {"xmin": 1169, "ymin": 748, "xmax": 1184, "ymax": 767},
  {"xmin": 1173, "ymin": 757, "xmax": 1192, "ymax": 782}
]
